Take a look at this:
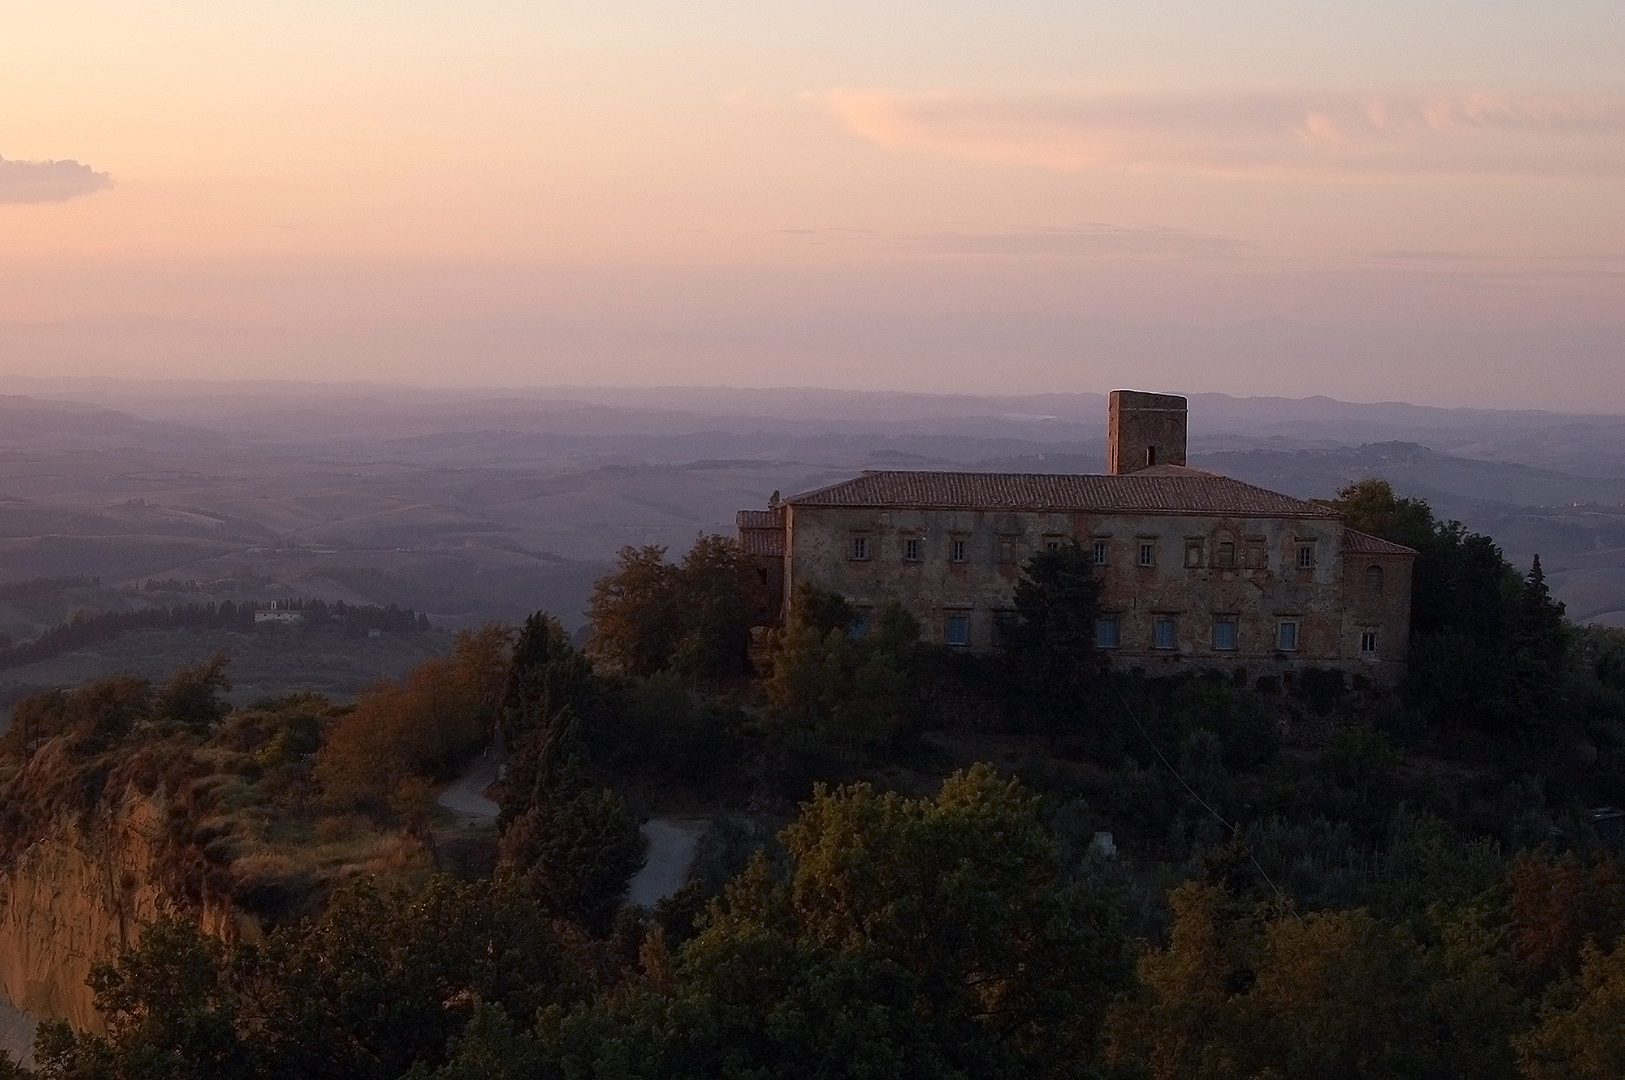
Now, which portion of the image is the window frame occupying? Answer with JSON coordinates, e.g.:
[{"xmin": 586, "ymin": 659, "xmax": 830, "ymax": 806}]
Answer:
[
  {"xmin": 1296, "ymin": 544, "xmax": 1316, "ymax": 570},
  {"xmin": 1216, "ymin": 540, "xmax": 1236, "ymax": 568},
  {"xmin": 1276, "ymin": 618, "xmax": 1300, "ymax": 652},
  {"xmin": 1365, "ymin": 564, "xmax": 1384, "ymax": 595},
  {"xmin": 1094, "ymin": 614, "xmax": 1121, "ymax": 649},
  {"xmin": 1359, "ymin": 628, "xmax": 1378, "ymax": 656},
  {"xmin": 1212, "ymin": 614, "xmax": 1239, "ymax": 652},
  {"xmin": 943, "ymin": 612, "xmax": 971, "ymax": 647},
  {"xmin": 1091, "ymin": 538, "xmax": 1109, "ymax": 565},
  {"xmin": 950, "ymin": 538, "xmax": 968, "ymax": 563},
  {"xmin": 1138, "ymin": 541, "xmax": 1157, "ymax": 568},
  {"xmin": 902, "ymin": 536, "xmax": 921, "ymax": 562},
  {"xmin": 850, "ymin": 535, "xmax": 870, "ymax": 561},
  {"xmin": 1153, "ymin": 614, "xmax": 1179, "ymax": 651},
  {"xmin": 1185, "ymin": 541, "xmax": 1204, "ymax": 568}
]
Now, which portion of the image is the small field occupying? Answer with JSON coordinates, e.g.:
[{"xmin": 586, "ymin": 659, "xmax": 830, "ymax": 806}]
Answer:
[{"xmin": 0, "ymin": 624, "xmax": 455, "ymax": 718}]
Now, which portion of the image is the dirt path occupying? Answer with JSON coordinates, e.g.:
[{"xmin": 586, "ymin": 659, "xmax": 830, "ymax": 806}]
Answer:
[
  {"xmin": 436, "ymin": 750, "xmax": 500, "ymax": 828},
  {"xmin": 626, "ymin": 819, "xmax": 707, "ymax": 908}
]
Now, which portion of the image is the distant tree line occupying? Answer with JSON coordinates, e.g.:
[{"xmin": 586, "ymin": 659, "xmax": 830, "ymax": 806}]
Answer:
[
  {"xmin": 0, "ymin": 599, "xmax": 429, "ymax": 672},
  {"xmin": 0, "ymin": 575, "xmax": 101, "ymax": 601}
]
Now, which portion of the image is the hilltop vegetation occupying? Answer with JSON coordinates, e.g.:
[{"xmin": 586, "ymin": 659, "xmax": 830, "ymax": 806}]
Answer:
[{"xmin": 6, "ymin": 479, "xmax": 1625, "ymax": 1078}]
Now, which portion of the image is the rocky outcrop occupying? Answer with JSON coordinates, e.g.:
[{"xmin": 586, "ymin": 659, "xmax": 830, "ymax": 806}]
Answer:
[{"xmin": 0, "ymin": 791, "xmax": 247, "ymax": 1033}]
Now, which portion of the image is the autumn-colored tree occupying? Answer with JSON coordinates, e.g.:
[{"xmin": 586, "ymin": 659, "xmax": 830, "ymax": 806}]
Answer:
[
  {"xmin": 315, "ymin": 624, "xmax": 511, "ymax": 810},
  {"xmin": 585, "ymin": 537, "xmax": 762, "ymax": 682},
  {"xmin": 1517, "ymin": 938, "xmax": 1625, "ymax": 1080}
]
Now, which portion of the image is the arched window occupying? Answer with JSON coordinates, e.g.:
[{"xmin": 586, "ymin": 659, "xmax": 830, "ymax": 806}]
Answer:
[{"xmin": 1366, "ymin": 564, "xmax": 1384, "ymax": 595}]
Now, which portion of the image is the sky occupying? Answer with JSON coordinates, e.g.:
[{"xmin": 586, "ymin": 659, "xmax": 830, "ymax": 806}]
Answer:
[{"xmin": 2, "ymin": 1, "xmax": 1624, "ymax": 409}]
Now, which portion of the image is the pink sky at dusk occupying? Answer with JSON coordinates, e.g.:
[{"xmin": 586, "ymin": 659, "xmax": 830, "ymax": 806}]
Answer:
[{"xmin": 2, "ymin": 1, "xmax": 1623, "ymax": 409}]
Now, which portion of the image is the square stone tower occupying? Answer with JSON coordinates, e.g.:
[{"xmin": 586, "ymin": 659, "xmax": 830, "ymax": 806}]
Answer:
[{"xmin": 1107, "ymin": 390, "xmax": 1187, "ymax": 474}]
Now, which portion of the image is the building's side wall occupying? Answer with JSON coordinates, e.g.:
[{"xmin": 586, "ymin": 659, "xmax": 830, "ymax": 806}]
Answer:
[
  {"xmin": 1108, "ymin": 390, "xmax": 1188, "ymax": 474},
  {"xmin": 785, "ymin": 504, "xmax": 1409, "ymax": 682},
  {"xmin": 1338, "ymin": 550, "xmax": 1414, "ymax": 684}
]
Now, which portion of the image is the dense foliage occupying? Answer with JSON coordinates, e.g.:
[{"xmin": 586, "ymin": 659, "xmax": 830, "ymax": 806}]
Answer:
[{"xmin": 9, "ymin": 498, "xmax": 1625, "ymax": 1079}]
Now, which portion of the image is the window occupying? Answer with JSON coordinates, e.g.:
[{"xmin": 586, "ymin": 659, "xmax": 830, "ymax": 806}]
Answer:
[
  {"xmin": 1297, "ymin": 544, "xmax": 1316, "ymax": 569},
  {"xmin": 944, "ymin": 613, "xmax": 970, "ymax": 647},
  {"xmin": 1213, "ymin": 615, "xmax": 1238, "ymax": 651},
  {"xmin": 1276, "ymin": 619, "xmax": 1300, "ymax": 652},
  {"xmin": 1094, "ymin": 614, "xmax": 1120, "ymax": 649},
  {"xmin": 1154, "ymin": 616, "xmax": 1178, "ymax": 650},
  {"xmin": 903, "ymin": 537, "xmax": 920, "ymax": 561},
  {"xmin": 997, "ymin": 537, "xmax": 1020, "ymax": 564},
  {"xmin": 1146, "ymin": 445, "xmax": 1157, "ymax": 467},
  {"xmin": 1246, "ymin": 543, "xmax": 1267, "ymax": 568},
  {"xmin": 1139, "ymin": 542, "xmax": 1157, "ymax": 567},
  {"xmin": 850, "ymin": 536, "xmax": 869, "ymax": 560},
  {"xmin": 1360, "ymin": 628, "xmax": 1378, "ymax": 656},
  {"xmin": 992, "ymin": 610, "xmax": 1018, "ymax": 647},
  {"xmin": 1185, "ymin": 542, "xmax": 1203, "ymax": 568},
  {"xmin": 1044, "ymin": 535, "xmax": 1063, "ymax": 552},
  {"xmin": 852, "ymin": 608, "xmax": 873, "ymax": 636},
  {"xmin": 1216, "ymin": 541, "xmax": 1236, "ymax": 567},
  {"xmin": 1091, "ymin": 539, "xmax": 1108, "ymax": 565},
  {"xmin": 950, "ymin": 538, "xmax": 967, "ymax": 562},
  {"xmin": 1366, "ymin": 565, "xmax": 1384, "ymax": 595}
]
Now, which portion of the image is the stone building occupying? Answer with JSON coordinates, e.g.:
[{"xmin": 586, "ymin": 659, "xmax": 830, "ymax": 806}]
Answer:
[{"xmin": 738, "ymin": 391, "xmax": 1417, "ymax": 684}]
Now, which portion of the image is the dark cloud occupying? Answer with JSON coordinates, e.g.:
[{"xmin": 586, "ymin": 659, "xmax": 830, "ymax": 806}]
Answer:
[{"xmin": 0, "ymin": 156, "xmax": 112, "ymax": 204}]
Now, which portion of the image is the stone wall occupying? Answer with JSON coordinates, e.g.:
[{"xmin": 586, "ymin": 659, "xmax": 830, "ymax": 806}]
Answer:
[{"xmin": 784, "ymin": 503, "xmax": 1411, "ymax": 682}]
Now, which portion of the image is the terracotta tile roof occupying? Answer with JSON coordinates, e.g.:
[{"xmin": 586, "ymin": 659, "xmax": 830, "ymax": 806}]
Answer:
[
  {"xmin": 785, "ymin": 469, "xmax": 1341, "ymax": 519},
  {"xmin": 736, "ymin": 508, "xmax": 783, "ymax": 529},
  {"xmin": 1342, "ymin": 529, "xmax": 1418, "ymax": 556},
  {"xmin": 736, "ymin": 507, "xmax": 786, "ymax": 556}
]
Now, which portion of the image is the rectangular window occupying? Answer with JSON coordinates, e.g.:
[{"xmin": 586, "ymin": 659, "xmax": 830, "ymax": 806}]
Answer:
[
  {"xmin": 1360, "ymin": 628, "xmax": 1378, "ymax": 656},
  {"xmin": 1094, "ymin": 614, "xmax": 1120, "ymax": 649},
  {"xmin": 1091, "ymin": 539, "xmax": 1108, "ymax": 565},
  {"xmin": 1277, "ymin": 619, "xmax": 1300, "ymax": 652},
  {"xmin": 852, "ymin": 608, "xmax": 873, "ymax": 636},
  {"xmin": 1185, "ymin": 542, "xmax": 1203, "ymax": 568},
  {"xmin": 944, "ymin": 613, "xmax": 970, "ymax": 647},
  {"xmin": 1045, "ymin": 538, "xmax": 1062, "ymax": 552},
  {"xmin": 1213, "ymin": 615, "xmax": 1238, "ymax": 651},
  {"xmin": 1297, "ymin": 544, "xmax": 1316, "ymax": 569},
  {"xmin": 1138, "ymin": 542, "xmax": 1157, "ymax": 567},
  {"xmin": 997, "ymin": 537, "xmax": 1019, "ymax": 564},
  {"xmin": 1216, "ymin": 541, "xmax": 1236, "ymax": 567},
  {"xmin": 991, "ymin": 610, "xmax": 1018, "ymax": 647},
  {"xmin": 1246, "ymin": 544, "xmax": 1266, "ymax": 568},
  {"xmin": 950, "ymin": 538, "xmax": 967, "ymax": 562},
  {"xmin": 1154, "ymin": 615, "xmax": 1178, "ymax": 650},
  {"xmin": 903, "ymin": 537, "xmax": 920, "ymax": 561},
  {"xmin": 850, "ymin": 536, "xmax": 869, "ymax": 560}
]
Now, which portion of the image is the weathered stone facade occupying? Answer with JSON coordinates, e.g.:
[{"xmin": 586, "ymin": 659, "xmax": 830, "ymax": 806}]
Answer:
[{"xmin": 738, "ymin": 392, "xmax": 1417, "ymax": 684}]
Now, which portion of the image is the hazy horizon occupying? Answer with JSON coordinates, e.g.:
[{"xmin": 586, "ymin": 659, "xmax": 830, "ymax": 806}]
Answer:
[{"xmin": 3, "ymin": 2, "xmax": 1622, "ymax": 410}]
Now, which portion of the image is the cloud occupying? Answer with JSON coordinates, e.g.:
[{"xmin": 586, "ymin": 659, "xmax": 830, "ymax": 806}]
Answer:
[
  {"xmin": 820, "ymin": 88, "xmax": 1625, "ymax": 178},
  {"xmin": 910, "ymin": 224, "xmax": 1252, "ymax": 259},
  {"xmin": 0, "ymin": 156, "xmax": 112, "ymax": 204}
]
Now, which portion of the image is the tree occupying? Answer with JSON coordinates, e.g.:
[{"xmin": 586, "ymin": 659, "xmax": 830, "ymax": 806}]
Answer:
[
  {"xmin": 152, "ymin": 652, "xmax": 233, "ymax": 732},
  {"xmin": 585, "ymin": 537, "xmax": 763, "ymax": 683},
  {"xmin": 33, "ymin": 915, "xmax": 252, "ymax": 1080},
  {"xmin": 534, "ymin": 766, "xmax": 1131, "ymax": 1079},
  {"xmin": 586, "ymin": 546, "xmax": 684, "ymax": 678},
  {"xmin": 1517, "ymin": 939, "xmax": 1625, "ymax": 1080},
  {"xmin": 316, "ymin": 625, "xmax": 511, "ymax": 810},
  {"xmin": 1003, "ymin": 542, "xmax": 1107, "ymax": 745},
  {"xmin": 763, "ymin": 600, "xmax": 920, "ymax": 755}
]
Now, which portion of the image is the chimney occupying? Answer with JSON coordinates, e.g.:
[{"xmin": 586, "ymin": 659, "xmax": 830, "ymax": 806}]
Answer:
[{"xmin": 1107, "ymin": 390, "xmax": 1187, "ymax": 475}]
